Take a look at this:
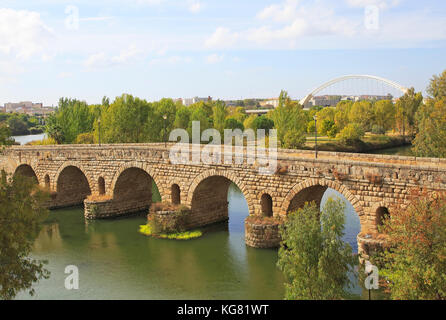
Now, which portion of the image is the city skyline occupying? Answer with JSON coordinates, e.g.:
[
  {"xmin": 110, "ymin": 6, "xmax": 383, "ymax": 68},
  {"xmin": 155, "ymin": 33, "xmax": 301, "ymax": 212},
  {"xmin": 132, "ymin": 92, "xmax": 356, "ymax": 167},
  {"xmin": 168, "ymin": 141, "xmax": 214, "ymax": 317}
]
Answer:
[{"xmin": 1, "ymin": 0, "xmax": 445, "ymax": 106}]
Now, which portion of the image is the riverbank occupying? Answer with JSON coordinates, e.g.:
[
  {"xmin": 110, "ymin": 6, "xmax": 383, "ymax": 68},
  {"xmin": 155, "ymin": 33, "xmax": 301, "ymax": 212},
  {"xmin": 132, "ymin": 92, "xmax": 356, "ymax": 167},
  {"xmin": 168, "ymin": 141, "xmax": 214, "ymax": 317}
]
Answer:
[{"xmin": 304, "ymin": 135, "xmax": 411, "ymax": 154}]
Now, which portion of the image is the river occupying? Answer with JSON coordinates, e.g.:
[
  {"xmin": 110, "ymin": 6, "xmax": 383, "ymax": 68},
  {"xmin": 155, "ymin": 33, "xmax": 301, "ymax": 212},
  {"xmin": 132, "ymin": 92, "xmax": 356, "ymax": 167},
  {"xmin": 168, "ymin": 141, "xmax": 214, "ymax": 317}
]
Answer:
[
  {"xmin": 12, "ymin": 133, "xmax": 46, "ymax": 145},
  {"xmin": 15, "ymin": 183, "xmax": 370, "ymax": 300}
]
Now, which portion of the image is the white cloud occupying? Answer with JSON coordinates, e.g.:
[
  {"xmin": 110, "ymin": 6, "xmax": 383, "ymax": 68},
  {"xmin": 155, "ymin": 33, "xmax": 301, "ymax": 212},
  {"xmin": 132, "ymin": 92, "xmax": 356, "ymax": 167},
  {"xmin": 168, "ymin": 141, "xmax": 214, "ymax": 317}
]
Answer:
[
  {"xmin": 188, "ymin": 0, "xmax": 202, "ymax": 13},
  {"xmin": 205, "ymin": 27, "xmax": 239, "ymax": 49},
  {"xmin": 149, "ymin": 55, "xmax": 192, "ymax": 65},
  {"xmin": 83, "ymin": 45, "xmax": 143, "ymax": 69},
  {"xmin": 206, "ymin": 53, "xmax": 224, "ymax": 64},
  {"xmin": 0, "ymin": 8, "xmax": 54, "ymax": 60},
  {"xmin": 345, "ymin": 0, "xmax": 401, "ymax": 9}
]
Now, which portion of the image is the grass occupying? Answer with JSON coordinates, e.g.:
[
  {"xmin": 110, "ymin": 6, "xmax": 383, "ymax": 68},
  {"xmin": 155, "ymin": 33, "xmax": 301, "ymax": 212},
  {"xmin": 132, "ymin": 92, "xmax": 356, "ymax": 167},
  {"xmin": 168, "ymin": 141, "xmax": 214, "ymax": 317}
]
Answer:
[{"xmin": 139, "ymin": 224, "xmax": 202, "ymax": 240}]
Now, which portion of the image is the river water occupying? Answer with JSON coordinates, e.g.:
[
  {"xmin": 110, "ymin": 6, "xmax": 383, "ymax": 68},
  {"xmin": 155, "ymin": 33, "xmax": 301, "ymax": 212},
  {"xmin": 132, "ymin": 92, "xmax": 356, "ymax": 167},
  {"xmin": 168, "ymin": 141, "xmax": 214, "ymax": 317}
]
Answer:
[
  {"xmin": 16, "ymin": 184, "xmax": 367, "ymax": 300},
  {"xmin": 12, "ymin": 133, "xmax": 46, "ymax": 145}
]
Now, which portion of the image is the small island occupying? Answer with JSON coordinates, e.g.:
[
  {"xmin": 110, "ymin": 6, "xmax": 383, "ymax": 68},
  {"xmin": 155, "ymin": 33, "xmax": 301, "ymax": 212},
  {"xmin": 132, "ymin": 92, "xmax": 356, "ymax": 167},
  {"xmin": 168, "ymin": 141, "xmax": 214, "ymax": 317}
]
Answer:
[{"xmin": 139, "ymin": 202, "xmax": 203, "ymax": 240}]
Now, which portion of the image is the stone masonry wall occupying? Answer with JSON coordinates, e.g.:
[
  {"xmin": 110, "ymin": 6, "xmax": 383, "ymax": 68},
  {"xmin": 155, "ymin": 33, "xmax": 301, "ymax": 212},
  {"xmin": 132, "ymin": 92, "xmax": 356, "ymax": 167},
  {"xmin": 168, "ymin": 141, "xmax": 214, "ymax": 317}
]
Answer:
[{"xmin": 2, "ymin": 143, "xmax": 446, "ymax": 250}]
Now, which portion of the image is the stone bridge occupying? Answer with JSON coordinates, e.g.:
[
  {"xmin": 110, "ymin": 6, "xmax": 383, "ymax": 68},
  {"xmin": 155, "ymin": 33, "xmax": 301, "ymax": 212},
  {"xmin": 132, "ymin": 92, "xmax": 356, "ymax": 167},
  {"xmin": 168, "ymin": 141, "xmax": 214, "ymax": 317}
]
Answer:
[{"xmin": 2, "ymin": 143, "xmax": 446, "ymax": 256}]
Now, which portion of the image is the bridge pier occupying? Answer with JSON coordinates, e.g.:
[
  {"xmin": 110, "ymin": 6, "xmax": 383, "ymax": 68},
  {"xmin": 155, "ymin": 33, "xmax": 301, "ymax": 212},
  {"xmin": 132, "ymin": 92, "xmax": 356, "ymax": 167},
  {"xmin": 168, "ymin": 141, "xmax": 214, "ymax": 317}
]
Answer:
[{"xmin": 84, "ymin": 197, "xmax": 152, "ymax": 219}]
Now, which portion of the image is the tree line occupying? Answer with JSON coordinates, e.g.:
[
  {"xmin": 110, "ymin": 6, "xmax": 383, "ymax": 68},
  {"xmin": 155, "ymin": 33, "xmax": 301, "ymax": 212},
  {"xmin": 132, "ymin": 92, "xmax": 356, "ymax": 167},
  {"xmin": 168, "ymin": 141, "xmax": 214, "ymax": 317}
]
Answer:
[{"xmin": 44, "ymin": 70, "xmax": 446, "ymax": 158}]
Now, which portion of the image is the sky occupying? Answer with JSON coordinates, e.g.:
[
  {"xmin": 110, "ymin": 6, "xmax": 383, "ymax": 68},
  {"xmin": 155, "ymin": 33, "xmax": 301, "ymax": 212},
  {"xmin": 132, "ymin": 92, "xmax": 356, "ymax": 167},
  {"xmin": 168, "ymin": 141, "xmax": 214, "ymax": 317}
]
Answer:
[{"xmin": 1, "ymin": 0, "xmax": 445, "ymax": 106}]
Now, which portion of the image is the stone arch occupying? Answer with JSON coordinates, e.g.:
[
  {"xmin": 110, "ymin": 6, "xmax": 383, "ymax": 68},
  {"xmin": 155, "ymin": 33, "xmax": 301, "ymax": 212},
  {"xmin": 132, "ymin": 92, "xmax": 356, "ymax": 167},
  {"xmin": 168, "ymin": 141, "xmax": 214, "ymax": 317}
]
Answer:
[
  {"xmin": 261, "ymin": 193, "xmax": 273, "ymax": 217},
  {"xmin": 280, "ymin": 178, "xmax": 364, "ymax": 220},
  {"xmin": 55, "ymin": 164, "xmax": 92, "ymax": 208},
  {"xmin": 54, "ymin": 162, "xmax": 94, "ymax": 192},
  {"xmin": 44, "ymin": 174, "xmax": 51, "ymax": 189},
  {"xmin": 371, "ymin": 202, "xmax": 391, "ymax": 229},
  {"xmin": 13, "ymin": 164, "xmax": 39, "ymax": 184},
  {"xmin": 185, "ymin": 169, "xmax": 254, "ymax": 228},
  {"xmin": 110, "ymin": 162, "xmax": 162, "ymax": 198},
  {"xmin": 171, "ymin": 184, "xmax": 181, "ymax": 205},
  {"xmin": 98, "ymin": 177, "xmax": 106, "ymax": 195}
]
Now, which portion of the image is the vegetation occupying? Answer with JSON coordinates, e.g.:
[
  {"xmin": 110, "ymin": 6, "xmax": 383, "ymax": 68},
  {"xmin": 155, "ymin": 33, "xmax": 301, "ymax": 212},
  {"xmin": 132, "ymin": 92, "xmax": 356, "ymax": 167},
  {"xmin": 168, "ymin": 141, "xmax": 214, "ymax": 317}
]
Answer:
[
  {"xmin": 139, "ymin": 224, "xmax": 202, "ymax": 240},
  {"xmin": 0, "ymin": 113, "xmax": 44, "ymax": 136},
  {"xmin": 374, "ymin": 191, "xmax": 446, "ymax": 300},
  {"xmin": 277, "ymin": 199, "xmax": 357, "ymax": 300},
  {"xmin": 412, "ymin": 70, "xmax": 446, "ymax": 157},
  {"xmin": 0, "ymin": 127, "xmax": 50, "ymax": 299}
]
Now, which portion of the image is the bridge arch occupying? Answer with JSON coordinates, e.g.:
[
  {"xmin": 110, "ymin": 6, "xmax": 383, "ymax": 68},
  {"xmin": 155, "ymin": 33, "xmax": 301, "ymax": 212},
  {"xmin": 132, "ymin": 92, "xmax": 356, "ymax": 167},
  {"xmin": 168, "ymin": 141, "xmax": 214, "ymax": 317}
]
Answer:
[
  {"xmin": 13, "ymin": 163, "xmax": 39, "ymax": 184},
  {"xmin": 110, "ymin": 162, "xmax": 163, "ymax": 198},
  {"xmin": 280, "ymin": 178, "xmax": 365, "ymax": 228},
  {"xmin": 186, "ymin": 169, "xmax": 254, "ymax": 227},
  {"xmin": 55, "ymin": 163, "xmax": 92, "ymax": 208},
  {"xmin": 299, "ymin": 74, "xmax": 409, "ymax": 106}
]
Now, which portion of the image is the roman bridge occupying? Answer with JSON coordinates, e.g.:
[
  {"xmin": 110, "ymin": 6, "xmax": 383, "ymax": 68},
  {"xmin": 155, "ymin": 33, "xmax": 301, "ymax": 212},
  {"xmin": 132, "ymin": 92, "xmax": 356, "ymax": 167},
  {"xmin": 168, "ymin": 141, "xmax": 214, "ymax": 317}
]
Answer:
[{"xmin": 2, "ymin": 143, "xmax": 446, "ymax": 257}]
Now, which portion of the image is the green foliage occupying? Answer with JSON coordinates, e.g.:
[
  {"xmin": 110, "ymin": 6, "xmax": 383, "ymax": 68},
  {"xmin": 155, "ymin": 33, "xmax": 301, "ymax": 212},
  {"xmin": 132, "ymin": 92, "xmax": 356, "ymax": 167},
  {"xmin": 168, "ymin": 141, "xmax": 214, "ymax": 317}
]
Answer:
[
  {"xmin": 0, "ymin": 172, "xmax": 50, "ymax": 299},
  {"xmin": 374, "ymin": 100, "xmax": 395, "ymax": 131},
  {"xmin": 412, "ymin": 98, "xmax": 446, "ymax": 157},
  {"xmin": 269, "ymin": 90, "xmax": 306, "ymax": 146},
  {"xmin": 349, "ymin": 101, "xmax": 374, "ymax": 131},
  {"xmin": 243, "ymin": 114, "xmax": 257, "ymax": 131},
  {"xmin": 282, "ymin": 129, "xmax": 306, "ymax": 149},
  {"xmin": 337, "ymin": 123, "xmax": 365, "ymax": 145},
  {"xmin": 252, "ymin": 115, "xmax": 274, "ymax": 133},
  {"xmin": 277, "ymin": 199, "xmax": 357, "ymax": 300},
  {"xmin": 212, "ymin": 100, "xmax": 227, "ymax": 135},
  {"xmin": 427, "ymin": 70, "xmax": 446, "ymax": 99},
  {"xmin": 46, "ymin": 98, "xmax": 95, "ymax": 144},
  {"xmin": 0, "ymin": 123, "xmax": 14, "ymax": 146},
  {"xmin": 377, "ymin": 192, "xmax": 446, "ymax": 300},
  {"xmin": 139, "ymin": 224, "xmax": 202, "ymax": 240},
  {"xmin": 395, "ymin": 88, "xmax": 423, "ymax": 137},
  {"xmin": 224, "ymin": 117, "xmax": 244, "ymax": 131},
  {"xmin": 75, "ymin": 132, "xmax": 96, "ymax": 144}
]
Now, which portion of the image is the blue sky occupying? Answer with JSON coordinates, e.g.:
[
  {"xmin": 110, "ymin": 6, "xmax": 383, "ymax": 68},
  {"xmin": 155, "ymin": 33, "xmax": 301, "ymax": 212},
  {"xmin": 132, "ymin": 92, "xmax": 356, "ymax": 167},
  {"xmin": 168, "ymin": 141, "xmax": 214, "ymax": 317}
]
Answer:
[{"xmin": 1, "ymin": 0, "xmax": 445, "ymax": 106}]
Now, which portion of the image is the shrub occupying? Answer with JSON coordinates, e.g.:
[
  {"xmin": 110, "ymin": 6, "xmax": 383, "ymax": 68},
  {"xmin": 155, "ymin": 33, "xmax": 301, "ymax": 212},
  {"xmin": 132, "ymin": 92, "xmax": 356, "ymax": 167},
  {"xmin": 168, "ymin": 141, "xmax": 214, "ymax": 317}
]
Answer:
[
  {"xmin": 336, "ymin": 123, "xmax": 365, "ymax": 145},
  {"xmin": 282, "ymin": 129, "xmax": 306, "ymax": 149},
  {"xmin": 74, "ymin": 132, "xmax": 96, "ymax": 144}
]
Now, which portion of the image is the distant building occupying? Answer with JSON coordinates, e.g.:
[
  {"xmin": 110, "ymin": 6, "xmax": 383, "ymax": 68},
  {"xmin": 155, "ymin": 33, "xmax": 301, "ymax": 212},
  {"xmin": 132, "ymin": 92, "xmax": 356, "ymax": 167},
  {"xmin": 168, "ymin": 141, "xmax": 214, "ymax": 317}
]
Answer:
[
  {"xmin": 304, "ymin": 94, "xmax": 394, "ymax": 109},
  {"xmin": 260, "ymin": 98, "xmax": 280, "ymax": 108},
  {"xmin": 3, "ymin": 101, "xmax": 55, "ymax": 116},
  {"xmin": 180, "ymin": 96, "xmax": 212, "ymax": 107}
]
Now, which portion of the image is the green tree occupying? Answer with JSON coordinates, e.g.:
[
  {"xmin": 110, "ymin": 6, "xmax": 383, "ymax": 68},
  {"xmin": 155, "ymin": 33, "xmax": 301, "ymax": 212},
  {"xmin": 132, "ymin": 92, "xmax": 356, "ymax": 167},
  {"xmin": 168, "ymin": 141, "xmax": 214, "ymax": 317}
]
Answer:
[
  {"xmin": 337, "ymin": 123, "xmax": 365, "ymax": 145},
  {"xmin": 412, "ymin": 98, "xmax": 446, "ymax": 157},
  {"xmin": 174, "ymin": 106, "xmax": 191, "ymax": 130},
  {"xmin": 334, "ymin": 100, "xmax": 353, "ymax": 131},
  {"xmin": 374, "ymin": 100, "xmax": 395, "ymax": 132},
  {"xmin": 243, "ymin": 114, "xmax": 257, "ymax": 131},
  {"xmin": 46, "ymin": 98, "xmax": 95, "ymax": 144},
  {"xmin": 7, "ymin": 116, "xmax": 29, "ymax": 136},
  {"xmin": 0, "ymin": 129, "xmax": 50, "ymax": 299},
  {"xmin": 212, "ymin": 100, "xmax": 227, "ymax": 136},
  {"xmin": 378, "ymin": 191, "xmax": 446, "ymax": 300},
  {"xmin": 269, "ymin": 90, "xmax": 306, "ymax": 147},
  {"xmin": 278, "ymin": 199, "xmax": 356, "ymax": 300},
  {"xmin": 224, "ymin": 118, "xmax": 244, "ymax": 131},
  {"xmin": 427, "ymin": 70, "xmax": 446, "ymax": 99},
  {"xmin": 395, "ymin": 88, "xmax": 423, "ymax": 138},
  {"xmin": 348, "ymin": 101, "xmax": 374, "ymax": 131},
  {"xmin": 252, "ymin": 115, "xmax": 274, "ymax": 133},
  {"xmin": 100, "ymin": 94, "xmax": 152, "ymax": 143}
]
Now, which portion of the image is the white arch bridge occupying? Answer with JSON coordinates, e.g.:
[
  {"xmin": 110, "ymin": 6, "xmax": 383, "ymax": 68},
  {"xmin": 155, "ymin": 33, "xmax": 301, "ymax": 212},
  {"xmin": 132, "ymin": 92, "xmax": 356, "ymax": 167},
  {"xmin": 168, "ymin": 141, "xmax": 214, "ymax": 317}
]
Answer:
[{"xmin": 299, "ymin": 75, "xmax": 409, "ymax": 106}]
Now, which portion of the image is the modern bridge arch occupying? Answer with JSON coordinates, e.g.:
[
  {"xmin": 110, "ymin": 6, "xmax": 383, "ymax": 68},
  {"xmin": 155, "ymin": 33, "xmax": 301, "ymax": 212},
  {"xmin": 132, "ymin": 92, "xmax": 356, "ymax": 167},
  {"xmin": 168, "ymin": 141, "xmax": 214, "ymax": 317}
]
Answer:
[
  {"xmin": 299, "ymin": 75, "xmax": 409, "ymax": 106},
  {"xmin": 186, "ymin": 169, "xmax": 254, "ymax": 228},
  {"xmin": 13, "ymin": 163, "xmax": 39, "ymax": 184},
  {"xmin": 55, "ymin": 163, "xmax": 92, "ymax": 208},
  {"xmin": 280, "ymin": 178, "xmax": 365, "ymax": 230}
]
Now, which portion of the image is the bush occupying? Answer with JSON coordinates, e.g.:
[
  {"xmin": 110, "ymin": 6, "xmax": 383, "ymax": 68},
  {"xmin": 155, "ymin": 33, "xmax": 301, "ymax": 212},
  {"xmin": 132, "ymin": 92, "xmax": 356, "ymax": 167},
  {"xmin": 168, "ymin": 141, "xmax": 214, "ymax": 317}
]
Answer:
[
  {"xmin": 27, "ymin": 137, "xmax": 57, "ymax": 145},
  {"xmin": 336, "ymin": 123, "xmax": 365, "ymax": 145},
  {"xmin": 74, "ymin": 132, "xmax": 96, "ymax": 144},
  {"xmin": 282, "ymin": 129, "xmax": 306, "ymax": 149}
]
